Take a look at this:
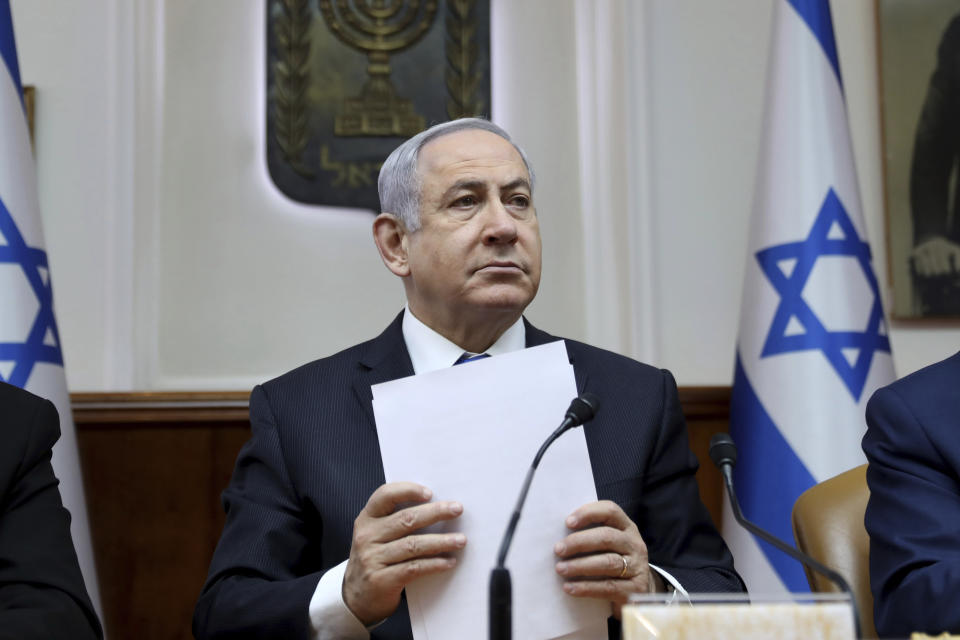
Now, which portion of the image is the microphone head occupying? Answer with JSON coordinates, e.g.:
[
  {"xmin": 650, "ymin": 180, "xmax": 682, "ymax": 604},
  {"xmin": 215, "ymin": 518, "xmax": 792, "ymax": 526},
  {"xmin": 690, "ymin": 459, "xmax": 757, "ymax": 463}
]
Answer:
[
  {"xmin": 709, "ymin": 433, "xmax": 738, "ymax": 470},
  {"xmin": 566, "ymin": 392, "xmax": 600, "ymax": 427}
]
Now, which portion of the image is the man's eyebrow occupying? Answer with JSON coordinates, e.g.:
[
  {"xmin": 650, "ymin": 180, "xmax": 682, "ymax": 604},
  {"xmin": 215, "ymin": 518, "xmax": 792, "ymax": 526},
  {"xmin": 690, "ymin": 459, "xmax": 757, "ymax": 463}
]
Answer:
[
  {"xmin": 439, "ymin": 177, "xmax": 532, "ymax": 202},
  {"xmin": 441, "ymin": 180, "xmax": 486, "ymax": 201},
  {"xmin": 501, "ymin": 178, "xmax": 532, "ymax": 193}
]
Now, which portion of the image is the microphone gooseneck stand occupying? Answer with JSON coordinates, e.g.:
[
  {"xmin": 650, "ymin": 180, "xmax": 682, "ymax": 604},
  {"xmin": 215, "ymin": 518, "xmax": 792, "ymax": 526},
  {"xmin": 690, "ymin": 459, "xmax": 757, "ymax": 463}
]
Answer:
[
  {"xmin": 489, "ymin": 393, "xmax": 600, "ymax": 640},
  {"xmin": 708, "ymin": 433, "xmax": 862, "ymax": 640}
]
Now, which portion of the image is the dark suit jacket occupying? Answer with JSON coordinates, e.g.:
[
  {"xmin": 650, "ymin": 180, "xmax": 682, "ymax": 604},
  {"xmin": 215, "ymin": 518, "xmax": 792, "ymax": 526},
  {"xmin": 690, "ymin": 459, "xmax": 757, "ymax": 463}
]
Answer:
[
  {"xmin": 863, "ymin": 350, "xmax": 960, "ymax": 638},
  {"xmin": 0, "ymin": 381, "xmax": 102, "ymax": 640},
  {"xmin": 194, "ymin": 313, "xmax": 743, "ymax": 639}
]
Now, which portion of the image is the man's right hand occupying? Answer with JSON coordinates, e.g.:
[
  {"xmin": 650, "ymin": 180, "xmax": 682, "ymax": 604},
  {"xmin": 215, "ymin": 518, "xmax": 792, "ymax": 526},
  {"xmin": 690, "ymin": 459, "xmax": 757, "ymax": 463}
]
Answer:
[
  {"xmin": 342, "ymin": 482, "xmax": 466, "ymax": 626},
  {"xmin": 912, "ymin": 236, "xmax": 960, "ymax": 277}
]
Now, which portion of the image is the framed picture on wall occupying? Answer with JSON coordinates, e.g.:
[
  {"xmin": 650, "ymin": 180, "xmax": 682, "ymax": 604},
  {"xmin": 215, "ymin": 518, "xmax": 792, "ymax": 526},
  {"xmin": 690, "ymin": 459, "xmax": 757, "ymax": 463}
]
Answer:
[{"xmin": 878, "ymin": 0, "xmax": 960, "ymax": 319}]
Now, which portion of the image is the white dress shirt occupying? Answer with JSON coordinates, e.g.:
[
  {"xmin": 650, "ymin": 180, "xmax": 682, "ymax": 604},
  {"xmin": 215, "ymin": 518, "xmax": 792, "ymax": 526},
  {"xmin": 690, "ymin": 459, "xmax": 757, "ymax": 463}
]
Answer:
[{"xmin": 308, "ymin": 308, "xmax": 684, "ymax": 639}]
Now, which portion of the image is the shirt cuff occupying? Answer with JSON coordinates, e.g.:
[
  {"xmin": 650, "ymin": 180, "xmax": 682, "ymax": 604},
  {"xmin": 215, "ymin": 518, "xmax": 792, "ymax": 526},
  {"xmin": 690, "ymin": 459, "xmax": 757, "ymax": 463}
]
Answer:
[
  {"xmin": 648, "ymin": 563, "xmax": 690, "ymax": 604},
  {"xmin": 308, "ymin": 560, "xmax": 370, "ymax": 640}
]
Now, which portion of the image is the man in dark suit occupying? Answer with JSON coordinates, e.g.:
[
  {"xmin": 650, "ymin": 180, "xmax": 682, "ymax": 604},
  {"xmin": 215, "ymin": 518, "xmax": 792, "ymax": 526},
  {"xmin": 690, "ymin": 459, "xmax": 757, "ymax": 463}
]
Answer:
[
  {"xmin": 0, "ymin": 381, "xmax": 102, "ymax": 640},
  {"xmin": 909, "ymin": 13, "xmax": 960, "ymax": 315},
  {"xmin": 863, "ymin": 351, "xmax": 960, "ymax": 637},
  {"xmin": 194, "ymin": 118, "xmax": 742, "ymax": 639}
]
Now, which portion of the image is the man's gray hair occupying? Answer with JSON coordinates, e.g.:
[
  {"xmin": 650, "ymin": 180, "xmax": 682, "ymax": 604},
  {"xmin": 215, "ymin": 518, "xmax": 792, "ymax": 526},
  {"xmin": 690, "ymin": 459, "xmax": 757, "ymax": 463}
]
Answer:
[{"xmin": 377, "ymin": 117, "xmax": 536, "ymax": 231}]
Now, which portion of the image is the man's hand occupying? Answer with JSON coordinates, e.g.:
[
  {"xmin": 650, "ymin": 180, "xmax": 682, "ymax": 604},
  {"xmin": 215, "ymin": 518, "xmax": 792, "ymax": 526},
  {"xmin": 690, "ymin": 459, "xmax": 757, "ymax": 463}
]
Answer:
[
  {"xmin": 912, "ymin": 236, "xmax": 960, "ymax": 277},
  {"xmin": 343, "ymin": 482, "xmax": 466, "ymax": 626},
  {"xmin": 554, "ymin": 500, "xmax": 662, "ymax": 619}
]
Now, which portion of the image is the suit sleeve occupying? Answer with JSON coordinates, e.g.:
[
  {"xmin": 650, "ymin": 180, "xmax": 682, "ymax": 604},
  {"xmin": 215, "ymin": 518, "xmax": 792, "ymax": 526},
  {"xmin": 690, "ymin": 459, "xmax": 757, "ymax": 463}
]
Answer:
[
  {"xmin": 0, "ymin": 396, "xmax": 102, "ymax": 640},
  {"xmin": 193, "ymin": 385, "xmax": 328, "ymax": 640},
  {"xmin": 637, "ymin": 370, "xmax": 744, "ymax": 593},
  {"xmin": 864, "ymin": 385, "xmax": 960, "ymax": 637}
]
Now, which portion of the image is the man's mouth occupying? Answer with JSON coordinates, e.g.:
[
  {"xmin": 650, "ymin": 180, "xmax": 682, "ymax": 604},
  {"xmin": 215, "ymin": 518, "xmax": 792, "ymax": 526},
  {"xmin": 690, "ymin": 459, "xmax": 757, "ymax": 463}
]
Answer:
[{"xmin": 476, "ymin": 261, "xmax": 524, "ymax": 273}]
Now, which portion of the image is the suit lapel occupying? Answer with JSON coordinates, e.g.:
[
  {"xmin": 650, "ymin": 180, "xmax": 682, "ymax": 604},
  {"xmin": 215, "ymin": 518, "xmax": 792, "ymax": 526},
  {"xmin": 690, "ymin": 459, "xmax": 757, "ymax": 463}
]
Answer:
[
  {"xmin": 524, "ymin": 318, "xmax": 590, "ymax": 395},
  {"xmin": 524, "ymin": 319, "xmax": 602, "ymax": 495},
  {"xmin": 353, "ymin": 316, "xmax": 588, "ymax": 431},
  {"xmin": 352, "ymin": 312, "xmax": 415, "ymax": 432}
]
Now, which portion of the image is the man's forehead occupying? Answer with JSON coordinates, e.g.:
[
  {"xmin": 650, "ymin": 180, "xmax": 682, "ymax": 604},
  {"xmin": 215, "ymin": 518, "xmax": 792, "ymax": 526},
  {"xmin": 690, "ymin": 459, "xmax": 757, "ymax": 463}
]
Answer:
[{"xmin": 417, "ymin": 129, "xmax": 527, "ymax": 179}]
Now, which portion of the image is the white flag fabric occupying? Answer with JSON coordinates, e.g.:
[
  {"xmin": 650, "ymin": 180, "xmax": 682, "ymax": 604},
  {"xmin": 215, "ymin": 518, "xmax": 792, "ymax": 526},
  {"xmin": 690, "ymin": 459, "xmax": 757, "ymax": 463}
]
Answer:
[
  {"xmin": 726, "ymin": 0, "xmax": 895, "ymax": 594},
  {"xmin": 0, "ymin": 2, "xmax": 102, "ymax": 615}
]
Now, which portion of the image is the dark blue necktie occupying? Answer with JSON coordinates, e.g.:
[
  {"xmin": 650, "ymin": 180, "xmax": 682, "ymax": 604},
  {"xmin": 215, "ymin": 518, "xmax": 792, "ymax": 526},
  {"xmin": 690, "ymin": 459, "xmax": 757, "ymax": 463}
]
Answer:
[{"xmin": 454, "ymin": 352, "xmax": 490, "ymax": 365}]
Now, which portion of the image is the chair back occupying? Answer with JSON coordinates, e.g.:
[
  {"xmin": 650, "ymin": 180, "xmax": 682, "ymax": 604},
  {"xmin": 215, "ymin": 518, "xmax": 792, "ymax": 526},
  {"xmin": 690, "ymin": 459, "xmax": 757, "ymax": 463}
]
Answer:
[{"xmin": 792, "ymin": 464, "xmax": 876, "ymax": 638}]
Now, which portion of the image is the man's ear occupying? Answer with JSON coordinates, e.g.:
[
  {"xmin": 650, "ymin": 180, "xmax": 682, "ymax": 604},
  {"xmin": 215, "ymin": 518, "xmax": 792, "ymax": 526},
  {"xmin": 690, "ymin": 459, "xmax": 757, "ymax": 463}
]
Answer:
[{"xmin": 372, "ymin": 213, "xmax": 411, "ymax": 277}]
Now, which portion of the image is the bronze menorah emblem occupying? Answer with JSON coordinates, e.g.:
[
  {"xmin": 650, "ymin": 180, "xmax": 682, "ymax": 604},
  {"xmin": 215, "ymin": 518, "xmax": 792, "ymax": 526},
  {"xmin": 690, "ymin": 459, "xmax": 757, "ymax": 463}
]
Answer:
[{"xmin": 319, "ymin": 0, "xmax": 438, "ymax": 137}]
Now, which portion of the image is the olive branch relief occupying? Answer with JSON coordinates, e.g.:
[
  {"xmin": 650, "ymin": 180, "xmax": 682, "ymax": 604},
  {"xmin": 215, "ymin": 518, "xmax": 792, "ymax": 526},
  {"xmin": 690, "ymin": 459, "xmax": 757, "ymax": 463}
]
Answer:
[
  {"xmin": 445, "ymin": 0, "xmax": 484, "ymax": 119},
  {"xmin": 272, "ymin": 0, "xmax": 314, "ymax": 177}
]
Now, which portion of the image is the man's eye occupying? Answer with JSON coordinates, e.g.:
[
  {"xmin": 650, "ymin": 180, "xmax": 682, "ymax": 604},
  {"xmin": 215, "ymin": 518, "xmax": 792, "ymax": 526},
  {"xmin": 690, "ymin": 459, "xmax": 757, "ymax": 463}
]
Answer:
[
  {"xmin": 508, "ymin": 195, "xmax": 530, "ymax": 207},
  {"xmin": 452, "ymin": 195, "xmax": 478, "ymax": 207}
]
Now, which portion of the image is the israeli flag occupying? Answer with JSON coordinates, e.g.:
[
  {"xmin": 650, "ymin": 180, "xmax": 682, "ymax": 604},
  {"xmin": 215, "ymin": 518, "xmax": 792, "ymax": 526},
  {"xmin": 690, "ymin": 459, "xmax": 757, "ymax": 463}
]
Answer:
[
  {"xmin": 726, "ymin": 0, "xmax": 895, "ymax": 594},
  {"xmin": 1, "ymin": 1, "xmax": 101, "ymax": 615}
]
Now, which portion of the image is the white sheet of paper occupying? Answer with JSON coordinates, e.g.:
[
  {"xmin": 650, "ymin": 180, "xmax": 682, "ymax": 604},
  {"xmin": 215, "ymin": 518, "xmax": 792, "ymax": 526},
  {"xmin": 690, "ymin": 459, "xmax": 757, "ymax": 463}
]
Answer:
[{"xmin": 372, "ymin": 341, "xmax": 609, "ymax": 640}]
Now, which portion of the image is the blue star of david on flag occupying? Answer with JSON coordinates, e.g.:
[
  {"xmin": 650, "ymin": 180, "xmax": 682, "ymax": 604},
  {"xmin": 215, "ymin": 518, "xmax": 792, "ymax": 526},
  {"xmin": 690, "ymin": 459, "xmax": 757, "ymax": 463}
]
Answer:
[
  {"xmin": 755, "ymin": 188, "xmax": 890, "ymax": 401},
  {"xmin": 0, "ymin": 196, "xmax": 64, "ymax": 387}
]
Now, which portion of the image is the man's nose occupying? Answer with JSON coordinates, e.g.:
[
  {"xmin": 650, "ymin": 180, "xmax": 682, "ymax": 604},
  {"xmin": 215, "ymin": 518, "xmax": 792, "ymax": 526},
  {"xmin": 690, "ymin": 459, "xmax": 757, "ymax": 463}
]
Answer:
[{"xmin": 482, "ymin": 199, "xmax": 519, "ymax": 245}]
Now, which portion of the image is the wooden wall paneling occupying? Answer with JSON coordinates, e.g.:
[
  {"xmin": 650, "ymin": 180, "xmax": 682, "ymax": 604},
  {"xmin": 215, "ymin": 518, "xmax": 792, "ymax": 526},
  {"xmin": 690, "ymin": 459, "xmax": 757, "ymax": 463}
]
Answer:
[
  {"xmin": 74, "ymin": 394, "xmax": 250, "ymax": 640},
  {"xmin": 679, "ymin": 386, "xmax": 734, "ymax": 529},
  {"xmin": 72, "ymin": 387, "xmax": 730, "ymax": 640}
]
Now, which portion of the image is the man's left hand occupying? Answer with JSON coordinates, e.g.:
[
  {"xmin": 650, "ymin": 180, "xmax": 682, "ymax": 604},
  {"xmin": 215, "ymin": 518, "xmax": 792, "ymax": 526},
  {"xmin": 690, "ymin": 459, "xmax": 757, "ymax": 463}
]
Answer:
[{"xmin": 554, "ymin": 500, "xmax": 662, "ymax": 619}]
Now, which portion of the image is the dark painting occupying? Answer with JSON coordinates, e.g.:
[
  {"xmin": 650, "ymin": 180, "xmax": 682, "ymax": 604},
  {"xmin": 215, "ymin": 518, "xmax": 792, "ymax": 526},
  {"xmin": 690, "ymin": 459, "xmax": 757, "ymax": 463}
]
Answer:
[{"xmin": 879, "ymin": 0, "xmax": 960, "ymax": 318}]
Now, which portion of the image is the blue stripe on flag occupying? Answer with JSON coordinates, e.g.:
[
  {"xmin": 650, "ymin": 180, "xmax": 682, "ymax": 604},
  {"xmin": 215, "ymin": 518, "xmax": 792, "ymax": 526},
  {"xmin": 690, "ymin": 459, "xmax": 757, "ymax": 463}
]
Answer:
[
  {"xmin": 0, "ymin": 196, "xmax": 63, "ymax": 386},
  {"xmin": 729, "ymin": 354, "xmax": 816, "ymax": 592},
  {"xmin": 0, "ymin": 0, "xmax": 23, "ymax": 98},
  {"xmin": 787, "ymin": 0, "xmax": 842, "ymax": 88}
]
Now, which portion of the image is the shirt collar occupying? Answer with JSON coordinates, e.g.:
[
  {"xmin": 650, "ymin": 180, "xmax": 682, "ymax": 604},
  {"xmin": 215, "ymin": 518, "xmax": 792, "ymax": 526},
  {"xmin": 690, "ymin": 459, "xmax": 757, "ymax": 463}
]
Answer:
[{"xmin": 401, "ymin": 306, "xmax": 526, "ymax": 374}]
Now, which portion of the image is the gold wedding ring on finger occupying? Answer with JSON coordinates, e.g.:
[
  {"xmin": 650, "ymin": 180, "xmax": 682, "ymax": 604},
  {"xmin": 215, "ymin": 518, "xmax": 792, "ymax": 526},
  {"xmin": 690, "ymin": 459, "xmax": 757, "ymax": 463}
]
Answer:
[{"xmin": 618, "ymin": 554, "xmax": 629, "ymax": 578}]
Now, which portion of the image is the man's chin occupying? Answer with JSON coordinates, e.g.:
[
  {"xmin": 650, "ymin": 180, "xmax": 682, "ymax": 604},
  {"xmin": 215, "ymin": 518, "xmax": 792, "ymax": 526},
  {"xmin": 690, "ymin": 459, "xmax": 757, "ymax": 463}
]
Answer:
[{"xmin": 466, "ymin": 287, "xmax": 538, "ymax": 314}]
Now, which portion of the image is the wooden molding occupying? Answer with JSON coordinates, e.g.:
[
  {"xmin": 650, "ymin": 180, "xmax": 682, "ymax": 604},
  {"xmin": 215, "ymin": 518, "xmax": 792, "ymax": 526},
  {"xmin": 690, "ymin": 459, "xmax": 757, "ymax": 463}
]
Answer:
[
  {"xmin": 71, "ymin": 391, "xmax": 250, "ymax": 424},
  {"xmin": 71, "ymin": 387, "xmax": 731, "ymax": 424},
  {"xmin": 677, "ymin": 386, "xmax": 732, "ymax": 419}
]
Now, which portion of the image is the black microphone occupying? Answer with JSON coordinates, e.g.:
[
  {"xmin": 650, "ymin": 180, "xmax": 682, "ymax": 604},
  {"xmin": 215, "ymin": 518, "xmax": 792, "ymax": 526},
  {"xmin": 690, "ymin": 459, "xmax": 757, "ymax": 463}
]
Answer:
[
  {"xmin": 709, "ymin": 433, "xmax": 862, "ymax": 639},
  {"xmin": 489, "ymin": 393, "xmax": 600, "ymax": 640}
]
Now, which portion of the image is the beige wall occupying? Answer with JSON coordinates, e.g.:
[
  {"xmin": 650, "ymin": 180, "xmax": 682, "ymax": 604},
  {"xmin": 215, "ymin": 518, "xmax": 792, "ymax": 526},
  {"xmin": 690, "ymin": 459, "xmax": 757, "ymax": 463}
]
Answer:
[{"xmin": 11, "ymin": 0, "xmax": 960, "ymax": 391}]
